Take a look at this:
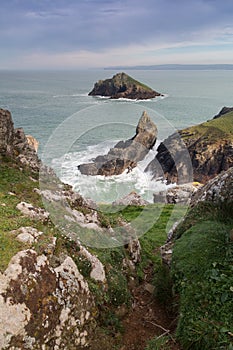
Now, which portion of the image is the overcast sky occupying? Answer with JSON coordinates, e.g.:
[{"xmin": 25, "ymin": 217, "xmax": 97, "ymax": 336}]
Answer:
[{"xmin": 1, "ymin": 0, "xmax": 233, "ymax": 69}]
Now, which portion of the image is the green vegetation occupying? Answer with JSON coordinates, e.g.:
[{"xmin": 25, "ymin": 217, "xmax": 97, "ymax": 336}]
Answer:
[
  {"xmin": 1, "ymin": 154, "xmax": 233, "ymax": 350},
  {"xmin": 0, "ymin": 159, "xmax": 57, "ymax": 270},
  {"xmin": 113, "ymin": 72, "xmax": 153, "ymax": 91},
  {"xmin": 181, "ymin": 111, "xmax": 233, "ymax": 142},
  {"xmin": 171, "ymin": 203, "xmax": 233, "ymax": 350},
  {"xmin": 145, "ymin": 336, "xmax": 172, "ymax": 350}
]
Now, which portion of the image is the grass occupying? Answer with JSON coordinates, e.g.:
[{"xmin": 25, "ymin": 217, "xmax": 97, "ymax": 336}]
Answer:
[
  {"xmin": 2, "ymin": 153, "xmax": 233, "ymax": 349},
  {"xmin": 0, "ymin": 159, "xmax": 56, "ymax": 270},
  {"xmin": 98, "ymin": 203, "xmax": 186, "ymax": 279},
  {"xmin": 113, "ymin": 72, "xmax": 154, "ymax": 92},
  {"xmin": 181, "ymin": 111, "xmax": 233, "ymax": 142},
  {"xmin": 171, "ymin": 202, "xmax": 233, "ymax": 350}
]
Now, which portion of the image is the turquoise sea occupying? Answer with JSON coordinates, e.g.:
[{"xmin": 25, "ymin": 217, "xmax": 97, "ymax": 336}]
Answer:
[{"xmin": 0, "ymin": 69, "xmax": 232, "ymax": 202}]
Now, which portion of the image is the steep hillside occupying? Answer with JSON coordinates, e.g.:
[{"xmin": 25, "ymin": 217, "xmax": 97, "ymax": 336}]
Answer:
[{"xmin": 146, "ymin": 109, "xmax": 233, "ymax": 184}]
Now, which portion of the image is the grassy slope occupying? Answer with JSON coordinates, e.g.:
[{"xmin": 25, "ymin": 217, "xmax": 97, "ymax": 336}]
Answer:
[
  {"xmin": 113, "ymin": 72, "xmax": 154, "ymax": 91},
  {"xmin": 171, "ymin": 202, "xmax": 233, "ymax": 350},
  {"xmin": 180, "ymin": 111, "xmax": 233, "ymax": 142},
  {"xmin": 0, "ymin": 156, "xmax": 176, "ymax": 349},
  {"xmin": 2, "ymin": 155, "xmax": 233, "ymax": 350}
]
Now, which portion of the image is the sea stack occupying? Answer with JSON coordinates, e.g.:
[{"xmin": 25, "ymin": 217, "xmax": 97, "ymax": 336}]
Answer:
[
  {"xmin": 78, "ymin": 111, "xmax": 157, "ymax": 176},
  {"xmin": 88, "ymin": 72, "xmax": 162, "ymax": 100}
]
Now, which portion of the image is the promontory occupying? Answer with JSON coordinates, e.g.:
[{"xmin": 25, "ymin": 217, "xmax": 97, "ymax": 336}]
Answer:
[{"xmin": 88, "ymin": 72, "xmax": 162, "ymax": 100}]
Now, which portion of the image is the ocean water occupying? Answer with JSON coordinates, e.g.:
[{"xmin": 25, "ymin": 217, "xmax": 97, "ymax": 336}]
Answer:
[{"xmin": 0, "ymin": 69, "xmax": 232, "ymax": 203}]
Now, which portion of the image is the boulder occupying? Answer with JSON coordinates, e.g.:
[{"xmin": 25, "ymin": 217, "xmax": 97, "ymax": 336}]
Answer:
[
  {"xmin": 0, "ymin": 250, "xmax": 94, "ymax": 349},
  {"xmin": 16, "ymin": 202, "xmax": 50, "ymax": 222},
  {"xmin": 112, "ymin": 191, "xmax": 149, "ymax": 206},
  {"xmin": 13, "ymin": 227, "xmax": 43, "ymax": 245},
  {"xmin": 145, "ymin": 109, "xmax": 233, "ymax": 184},
  {"xmin": 88, "ymin": 72, "xmax": 162, "ymax": 100},
  {"xmin": 154, "ymin": 184, "xmax": 197, "ymax": 204},
  {"xmin": 78, "ymin": 111, "xmax": 157, "ymax": 176}
]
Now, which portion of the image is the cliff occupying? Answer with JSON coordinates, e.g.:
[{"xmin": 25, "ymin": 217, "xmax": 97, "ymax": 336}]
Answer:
[
  {"xmin": 0, "ymin": 108, "xmax": 40, "ymax": 171},
  {"xmin": 78, "ymin": 110, "xmax": 157, "ymax": 176},
  {"xmin": 1, "ymin": 107, "xmax": 232, "ymax": 350},
  {"xmin": 88, "ymin": 72, "xmax": 162, "ymax": 100},
  {"xmin": 145, "ymin": 108, "xmax": 233, "ymax": 184}
]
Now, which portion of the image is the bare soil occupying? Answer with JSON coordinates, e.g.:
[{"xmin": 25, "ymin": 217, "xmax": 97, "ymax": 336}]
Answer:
[{"xmin": 120, "ymin": 266, "xmax": 181, "ymax": 350}]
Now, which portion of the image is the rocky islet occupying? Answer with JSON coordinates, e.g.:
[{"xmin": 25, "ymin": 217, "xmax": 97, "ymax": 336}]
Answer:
[{"xmin": 88, "ymin": 72, "xmax": 162, "ymax": 100}]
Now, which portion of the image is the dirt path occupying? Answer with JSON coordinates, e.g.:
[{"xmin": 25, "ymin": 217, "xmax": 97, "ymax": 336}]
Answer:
[{"xmin": 120, "ymin": 266, "xmax": 181, "ymax": 350}]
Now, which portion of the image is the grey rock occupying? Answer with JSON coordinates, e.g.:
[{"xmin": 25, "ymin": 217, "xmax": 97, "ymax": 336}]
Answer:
[
  {"xmin": 78, "ymin": 111, "xmax": 157, "ymax": 176},
  {"xmin": 0, "ymin": 250, "xmax": 94, "ymax": 349},
  {"xmin": 112, "ymin": 191, "xmax": 149, "ymax": 206},
  {"xmin": 191, "ymin": 167, "xmax": 233, "ymax": 205}
]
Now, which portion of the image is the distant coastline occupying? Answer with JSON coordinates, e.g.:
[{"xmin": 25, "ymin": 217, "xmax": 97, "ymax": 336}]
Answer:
[{"xmin": 104, "ymin": 64, "xmax": 233, "ymax": 70}]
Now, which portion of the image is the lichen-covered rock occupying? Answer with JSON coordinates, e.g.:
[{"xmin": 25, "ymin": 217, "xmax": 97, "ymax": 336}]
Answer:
[
  {"xmin": 163, "ymin": 183, "xmax": 200, "ymax": 204},
  {"xmin": 0, "ymin": 109, "xmax": 40, "ymax": 171},
  {"xmin": 26, "ymin": 135, "xmax": 39, "ymax": 153},
  {"xmin": 88, "ymin": 72, "xmax": 161, "ymax": 100},
  {"xmin": 13, "ymin": 227, "xmax": 43, "ymax": 245},
  {"xmin": 127, "ymin": 238, "xmax": 141, "ymax": 264},
  {"xmin": 112, "ymin": 191, "xmax": 149, "ymax": 206},
  {"xmin": 78, "ymin": 111, "xmax": 157, "ymax": 176},
  {"xmin": 16, "ymin": 202, "xmax": 50, "ymax": 222},
  {"xmin": 79, "ymin": 245, "xmax": 106, "ymax": 282},
  {"xmin": 0, "ymin": 250, "xmax": 94, "ymax": 349},
  {"xmin": 0, "ymin": 108, "xmax": 14, "ymax": 155},
  {"xmin": 191, "ymin": 166, "xmax": 233, "ymax": 206}
]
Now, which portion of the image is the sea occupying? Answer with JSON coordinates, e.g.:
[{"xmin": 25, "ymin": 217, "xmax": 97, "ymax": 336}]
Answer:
[{"xmin": 0, "ymin": 69, "xmax": 232, "ymax": 203}]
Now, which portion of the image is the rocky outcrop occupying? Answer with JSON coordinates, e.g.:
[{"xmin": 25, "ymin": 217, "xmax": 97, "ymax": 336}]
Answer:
[
  {"xmin": 0, "ymin": 108, "xmax": 40, "ymax": 171},
  {"xmin": 0, "ymin": 250, "xmax": 94, "ymax": 349},
  {"xmin": 191, "ymin": 166, "xmax": 233, "ymax": 206},
  {"xmin": 112, "ymin": 191, "xmax": 149, "ymax": 206},
  {"xmin": 145, "ymin": 132, "xmax": 193, "ymax": 184},
  {"xmin": 213, "ymin": 106, "xmax": 233, "ymax": 119},
  {"xmin": 145, "ymin": 109, "xmax": 233, "ymax": 184},
  {"xmin": 78, "ymin": 111, "xmax": 157, "ymax": 176},
  {"xmin": 153, "ymin": 183, "xmax": 201, "ymax": 205},
  {"xmin": 0, "ymin": 109, "xmax": 14, "ymax": 154},
  {"xmin": 88, "ymin": 72, "xmax": 162, "ymax": 100},
  {"xmin": 16, "ymin": 202, "xmax": 50, "ymax": 222},
  {"xmin": 26, "ymin": 135, "xmax": 39, "ymax": 152}
]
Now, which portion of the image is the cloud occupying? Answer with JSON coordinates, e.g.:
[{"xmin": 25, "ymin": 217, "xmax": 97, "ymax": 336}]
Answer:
[{"xmin": 1, "ymin": 0, "xmax": 233, "ymax": 68}]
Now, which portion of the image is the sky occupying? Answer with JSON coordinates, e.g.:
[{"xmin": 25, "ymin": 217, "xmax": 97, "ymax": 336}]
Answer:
[{"xmin": 1, "ymin": 0, "xmax": 233, "ymax": 69}]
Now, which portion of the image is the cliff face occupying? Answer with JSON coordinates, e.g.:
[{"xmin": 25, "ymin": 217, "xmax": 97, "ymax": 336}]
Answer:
[
  {"xmin": 0, "ymin": 108, "xmax": 143, "ymax": 349},
  {"xmin": 88, "ymin": 72, "xmax": 162, "ymax": 100},
  {"xmin": 0, "ymin": 108, "xmax": 40, "ymax": 171},
  {"xmin": 145, "ymin": 109, "xmax": 233, "ymax": 184},
  {"xmin": 78, "ymin": 111, "xmax": 157, "ymax": 176},
  {"xmin": 0, "ymin": 109, "xmax": 14, "ymax": 155}
]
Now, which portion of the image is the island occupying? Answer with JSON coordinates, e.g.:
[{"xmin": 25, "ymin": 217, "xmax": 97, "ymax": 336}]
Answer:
[{"xmin": 88, "ymin": 72, "xmax": 162, "ymax": 100}]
